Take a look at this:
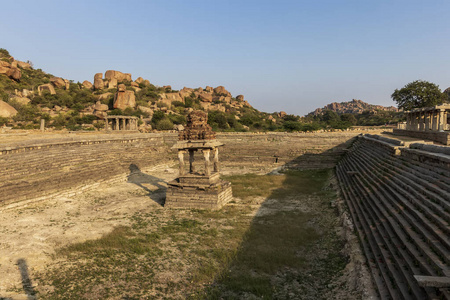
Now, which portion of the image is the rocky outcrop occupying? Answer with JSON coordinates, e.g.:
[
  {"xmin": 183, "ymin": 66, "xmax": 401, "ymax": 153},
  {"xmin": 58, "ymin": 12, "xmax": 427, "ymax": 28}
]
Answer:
[
  {"xmin": 38, "ymin": 84, "xmax": 56, "ymax": 95},
  {"xmin": 199, "ymin": 93, "xmax": 213, "ymax": 102},
  {"xmin": 214, "ymin": 86, "xmax": 231, "ymax": 97},
  {"xmin": 309, "ymin": 99, "xmax": 398, "ymax": 116},
  {"xmin": 159, "ymin": 92, "xmax": 184, "ymax": 106},
  {"xmin": 105, "ymin": 70, "xmax": 132, "ymax": 82},
  {"xmin": 98, "ymin": 92, "xmax": 113, "ymax": 101},
  {"xmin": 113, "ymin": 84, "xmax": 136, "ymax": 110},
  {"xmin": 94, "ymin": 73, "xmax": 104, "ymax": 90},
  {"xmin": 236, "ymin": 95, "xmax": 244, "ymax": 101},
  {"xmin": 0, "ymin": 61, "xmax": 23, "ymax": 81},
  {"xmin": 93, "ymin": 101, "xmax": 108, "ymax": 118},
  {"xmin": 82, "ymin": 80, "xmax": 93, "ymax": 89},
  {"xmin": 50, "ymin": 77, "xmax": 66, "ymax": 89},
  {"xmin": 0, "ymin": 100, "xmax": 18, "ymax": 118}
]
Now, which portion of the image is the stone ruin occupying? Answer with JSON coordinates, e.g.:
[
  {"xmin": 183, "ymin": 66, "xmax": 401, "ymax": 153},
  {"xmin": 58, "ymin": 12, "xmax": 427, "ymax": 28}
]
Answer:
[{"xmin": 165, "ymin": 111, "xmax": 233, "ymax": 209}]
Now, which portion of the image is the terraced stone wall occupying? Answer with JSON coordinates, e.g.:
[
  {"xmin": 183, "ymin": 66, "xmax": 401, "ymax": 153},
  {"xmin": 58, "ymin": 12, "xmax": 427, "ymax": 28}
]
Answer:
[
  {"xmin": 0, "ymin": 131, "xmax": 364, "ymax": 206},
  {"xmin": 337, "ymin": 135, "xmax": 450, "ymax": 299}
]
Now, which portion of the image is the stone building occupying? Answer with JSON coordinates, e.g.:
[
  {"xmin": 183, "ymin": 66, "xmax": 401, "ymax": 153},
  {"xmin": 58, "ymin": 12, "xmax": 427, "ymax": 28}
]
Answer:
[
  {"xmin": 104, "ymin": 115, "xmax": 139, "ymax": 131},
  {"xmin": 165, "ymin": 111, "xmax": 233, "ymax": 209},
  {"xmin": 394, "ymin": 104, "xmax": 450, "ymax": 145}
]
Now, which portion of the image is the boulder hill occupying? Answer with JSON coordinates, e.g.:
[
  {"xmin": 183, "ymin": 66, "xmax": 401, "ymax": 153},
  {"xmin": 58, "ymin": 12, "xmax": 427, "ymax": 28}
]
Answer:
[{"xmin": 309, "ymin": 99, "xmax": 398, "ymax": 116}]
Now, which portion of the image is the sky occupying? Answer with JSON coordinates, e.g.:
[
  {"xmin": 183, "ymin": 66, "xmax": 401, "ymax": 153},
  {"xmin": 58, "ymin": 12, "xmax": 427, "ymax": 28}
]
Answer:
[{"xmin": 1, "ymin": 0, "xmax": 450, "ymax": 116}]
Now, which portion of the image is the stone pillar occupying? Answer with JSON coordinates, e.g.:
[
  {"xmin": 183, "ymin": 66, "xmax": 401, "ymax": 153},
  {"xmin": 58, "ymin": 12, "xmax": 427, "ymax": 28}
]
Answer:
[
  {"xmin": 431, "ymin": 111, "xmax": 437, "ymax": 131},
  {"xmin": 405, "ymin": 113, "xmax": 410, "ymax": 130},
  {"xmin": 439, "ymin": 109, "xmax": 445, "ymax": 131},
  {"xmin": 178, "ymin": 150, "xmax": 185, "ymax": 176},
  {"xmin": 105, "ymin": 118, "xmax": 109, "ymax": 130},
  {"xmin": 418, "ymin": 112, "xmax": 423, "ymax": 131},
  {"xmin": 115, "ymin": 118, "xmax": 119, "ymax": 130},
  {"xmin": 40, "ymin": 119, "xmax": 45, "ymax": 132},
  {"xmin": 425, "ymin": 112, "xmax": 430, "ymax": 131},
  {"xmin": 203, "ymin": 149, "xmax": 211, "ymax": 176},
  {"xmin": 213, "ymin": 147, "xmax": 220, "ymax": 172},
  {"xmin": 189, "ymin": 150, "xmax": 195, "ymax": 173},
  {"xmin": 122, "ymin": 118, "xmax": 126, "ymax": 130}
]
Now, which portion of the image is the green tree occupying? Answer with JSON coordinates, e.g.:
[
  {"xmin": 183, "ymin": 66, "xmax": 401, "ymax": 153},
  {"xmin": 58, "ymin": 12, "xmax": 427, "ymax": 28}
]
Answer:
[{"xmin": 391, "ymin": 80, "xmax": 445, "ymax": 110}]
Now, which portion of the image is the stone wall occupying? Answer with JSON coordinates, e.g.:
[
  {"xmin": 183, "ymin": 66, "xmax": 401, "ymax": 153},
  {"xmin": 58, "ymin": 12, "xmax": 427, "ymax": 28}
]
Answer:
[
  {"xmin": 0, "ymin": 131, "xmax": 367, "ymax": 206},
  {"xmin": 393, "ymin": 128, "xmax": 450, "ymax": 145}
]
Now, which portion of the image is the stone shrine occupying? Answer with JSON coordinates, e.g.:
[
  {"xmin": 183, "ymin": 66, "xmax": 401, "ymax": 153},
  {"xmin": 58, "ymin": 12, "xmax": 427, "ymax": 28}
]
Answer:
[{"xmin": 165, "ymin": 111, "xmax": 233, "ymax": 209}]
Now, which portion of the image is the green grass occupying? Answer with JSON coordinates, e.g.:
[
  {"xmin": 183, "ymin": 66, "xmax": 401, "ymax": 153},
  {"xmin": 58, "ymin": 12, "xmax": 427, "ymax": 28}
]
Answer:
[{"xmin": 34, "ymin": 169, "xmax": 347, "ymax": 300}]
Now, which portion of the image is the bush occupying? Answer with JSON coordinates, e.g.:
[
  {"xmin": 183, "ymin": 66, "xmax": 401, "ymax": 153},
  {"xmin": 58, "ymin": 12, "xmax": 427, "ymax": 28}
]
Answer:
[{"xmin": 156, "ymin": 118, "xmax": 174, "ymax": 130}]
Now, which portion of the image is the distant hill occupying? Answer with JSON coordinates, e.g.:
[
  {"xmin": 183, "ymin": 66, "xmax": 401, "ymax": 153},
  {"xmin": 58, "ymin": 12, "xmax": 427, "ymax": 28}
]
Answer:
[
  {"xmin": 0, "ymin": 48, "xmax": 404, "ymax": 132},
  {"xmin": 308, "ymin": 99, "xmax": 398, "ymax": 116}
]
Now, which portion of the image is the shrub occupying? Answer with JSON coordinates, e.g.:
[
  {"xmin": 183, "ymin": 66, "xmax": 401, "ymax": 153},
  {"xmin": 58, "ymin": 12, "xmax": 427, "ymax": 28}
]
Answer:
[{"xmin": 156, "ymin": 118, "xmax": 173, "ymax": 130}]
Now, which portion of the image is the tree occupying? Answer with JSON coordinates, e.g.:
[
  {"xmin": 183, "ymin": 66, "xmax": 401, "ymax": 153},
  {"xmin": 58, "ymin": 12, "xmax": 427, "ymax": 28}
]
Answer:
[{"xmin": 391, "ymin": 80, "xmax": 445, "ymax": 110}]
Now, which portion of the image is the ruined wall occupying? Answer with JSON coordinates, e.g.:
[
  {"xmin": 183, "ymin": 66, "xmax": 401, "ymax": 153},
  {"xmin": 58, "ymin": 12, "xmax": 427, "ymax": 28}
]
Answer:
[{"xmin": 0, "ymin": 131, "xmax": 365, "ymax": 206}]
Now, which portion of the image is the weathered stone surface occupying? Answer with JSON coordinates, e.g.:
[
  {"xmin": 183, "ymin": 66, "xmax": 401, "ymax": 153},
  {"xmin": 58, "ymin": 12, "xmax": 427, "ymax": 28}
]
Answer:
[
  {"xmin": 131, "ymin": 82, "xmax": 139, "ymax": 87},
  {"xmin": 108, "ymin": 78, "xmax": 118, "ymax": 89},
  {"xmin": 0, "ymin": 100, "xmax": 18, "ymax": 118},
  {"xmin": 135, "ymin": 77, "xmax": 144, "ymax": 84},
  {"xmin": 6, "ymin": 67, "xmax": 21, "ymax": 81},
  {"xmin": 50, "ymin": 77, "xmax": 66, "ymax": 88},
  {"xmin": 113, "ymin": 85, "xmax": 136, "ymax": 110},
  {"xmin": 214, "ymin": 86, "xmax": 231, "ymax": 96},
  {"xmin": 38, "ymin": 83, "xmax": 56, "ymax": 95},
  {"xmin": 205, "ymin": 86, "xmax": 213, "ymax": 93},
  {"xmin": 137, "ymin": 105, "xmax": 153, "ymax": 115},
  {"xmin": 82, "ymin": 80, "xmax": 93, "ymax": 89},
  {"xmin": 159, "ymin": 92, "xmax": 183, "ymax": 106},
  {"xmin": 94, "ymin": 101, "xmax": 108, "ymax": 111},
  {"xmin": 279, "ymin": 111, "xmax": 287, "ymax": 118},
  {"xmin": 94, "ymin": 73, "xmax": 104, "ymax": 90},
  {"xmin": 143, "ymin": 79, "xmax": 150, "ymax": 86},
  {"xmin": 179, "ymin": 87, "xmax": 194, "ymax": 99},
  {"xmin": 16, "ymin": 61, "xmax": 31, "ymax": 69},
  {"xmin": 236, "ymin": 95, "xmax": 244, "ymax": 101},
  {"xmin": 199, "ymin": 93, "xmax": 213, "ymax": 102},
  {"xmin": 179, "ymin": 110, "xmax": 215, "ymax": 141},
  {"xmin": 173, "ymin": 124, "xmax": 184, "ymax": 131},
  {"xmin": 98, "ymin": 92, "xmax": 112, "ymax": 101},
  {"xmin": 163, "ymin": 85, "xmax": 171, "ymax": 90},
  {"xmin": 117, "ymin": 83, "xmax": 126, "ymax": 92},
  {"xmin": 105, "ymin": 70, "xmax": 132, "ymax": 82}
]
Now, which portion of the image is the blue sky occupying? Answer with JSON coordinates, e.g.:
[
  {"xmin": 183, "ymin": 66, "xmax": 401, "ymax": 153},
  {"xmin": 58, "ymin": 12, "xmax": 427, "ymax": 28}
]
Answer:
[{"xmin": 2, "ymin": 0, "xmax": 450, "ymax": 115}]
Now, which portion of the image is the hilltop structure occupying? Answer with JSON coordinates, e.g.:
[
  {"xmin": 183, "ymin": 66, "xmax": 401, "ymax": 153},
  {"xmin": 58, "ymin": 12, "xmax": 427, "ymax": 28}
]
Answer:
[{"xmin": 165, "ymin": 111, "xmax": 232, "ymax": 209}]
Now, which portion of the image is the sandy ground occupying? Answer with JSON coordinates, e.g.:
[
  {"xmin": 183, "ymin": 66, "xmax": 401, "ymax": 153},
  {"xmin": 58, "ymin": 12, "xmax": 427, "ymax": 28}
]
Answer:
[{"xmin": 0, "ymin": 164, "xmax": 177, "ymax": 299}]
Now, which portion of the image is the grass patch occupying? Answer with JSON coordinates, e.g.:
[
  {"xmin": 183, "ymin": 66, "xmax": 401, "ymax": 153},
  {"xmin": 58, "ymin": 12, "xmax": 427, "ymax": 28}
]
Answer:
[{"xmin": 35, "ymin": 169, "xmax": 347, "ymax": 300}]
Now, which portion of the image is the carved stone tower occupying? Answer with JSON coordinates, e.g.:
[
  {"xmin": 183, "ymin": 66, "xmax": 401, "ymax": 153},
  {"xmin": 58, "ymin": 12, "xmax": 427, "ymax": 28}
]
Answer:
[{"xmin": 165, "ymin": 111, "xmax": 233, "ymax": 209}]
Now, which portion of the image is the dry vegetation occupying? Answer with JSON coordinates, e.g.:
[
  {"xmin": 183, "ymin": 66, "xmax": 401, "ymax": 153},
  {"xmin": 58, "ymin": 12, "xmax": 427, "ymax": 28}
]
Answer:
[{"xmin": 26, "ymin": 169, "xmax": 351, "ymax": 300}]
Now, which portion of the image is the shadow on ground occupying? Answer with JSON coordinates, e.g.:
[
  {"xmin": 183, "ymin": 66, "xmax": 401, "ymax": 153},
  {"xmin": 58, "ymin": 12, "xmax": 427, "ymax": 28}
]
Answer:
[
  {"xmin": 127, "ymin": 163, "xmax": 168, "ymax": 206},
  {"xmin": 0, "ymin": 259, "xmax": 36, "ymax": 300},
  {"xmin": 196, "ymin": 139, "xmax": 357, "ymax": 299}
]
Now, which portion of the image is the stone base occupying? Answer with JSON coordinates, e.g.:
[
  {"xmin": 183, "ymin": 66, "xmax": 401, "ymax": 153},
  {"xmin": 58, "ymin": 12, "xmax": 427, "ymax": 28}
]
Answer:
[
  {"xmin": 393, "ymin": 129, "xmax": 450, "ymax": 145},
  {"xmin": 165, "ymin": 178, "xmax": 233, "ymax": 210}
]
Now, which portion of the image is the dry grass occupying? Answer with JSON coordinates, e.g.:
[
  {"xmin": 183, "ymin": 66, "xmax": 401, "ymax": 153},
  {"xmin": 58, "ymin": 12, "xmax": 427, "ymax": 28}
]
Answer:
[{"xmin": 34, "ymin": 169, "xmax": 347, "ymax": 299}]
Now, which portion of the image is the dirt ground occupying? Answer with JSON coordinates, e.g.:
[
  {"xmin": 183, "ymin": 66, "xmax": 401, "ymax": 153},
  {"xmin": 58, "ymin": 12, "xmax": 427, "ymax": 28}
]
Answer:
[{"xmin": 0, "ymin": 163, "xmax": 177, "ymax": 299}]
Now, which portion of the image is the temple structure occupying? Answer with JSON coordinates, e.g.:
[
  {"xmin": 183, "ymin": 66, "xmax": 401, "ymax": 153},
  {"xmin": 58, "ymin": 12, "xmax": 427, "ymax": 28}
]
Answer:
[
  {"xmin": 165, "ymin": 111, "xmax": 233, "ymax": 209},
  {"xmin": 394, "ymin": 104, "xmax": 450, "ymax": 145},
  {"xmin": 104, "ymin": 115, "xmax": 139, "ymax": 131}
]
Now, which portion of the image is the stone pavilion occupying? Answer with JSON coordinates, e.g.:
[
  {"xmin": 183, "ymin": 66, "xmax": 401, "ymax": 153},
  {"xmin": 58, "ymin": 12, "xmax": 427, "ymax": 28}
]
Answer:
[{"xmin": 165, "ymin": 111, "xmax": 233, "ymax": 209}]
